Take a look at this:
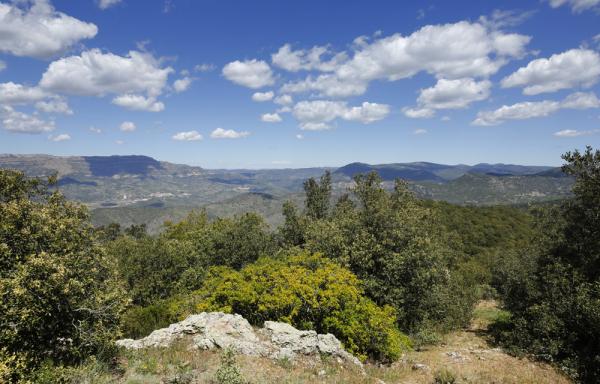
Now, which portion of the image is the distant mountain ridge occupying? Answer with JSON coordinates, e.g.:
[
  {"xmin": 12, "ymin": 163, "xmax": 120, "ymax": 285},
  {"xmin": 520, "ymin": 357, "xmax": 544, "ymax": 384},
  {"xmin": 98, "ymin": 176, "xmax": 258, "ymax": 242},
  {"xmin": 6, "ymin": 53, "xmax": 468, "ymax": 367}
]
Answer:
[
  {"xmin": 334, "ymin": 161, "xmax": 557, "ymax": 182},
  {"xmin": 0, "ymin": 154, "xmax": 572, "ymax": 233},
  {"xmin": 0, "ymin": 154, "xmax": 559, "ymax": 181},
  {"xmin": 0, "ymin": 154, "xmax": 203, "ymax": 178}
]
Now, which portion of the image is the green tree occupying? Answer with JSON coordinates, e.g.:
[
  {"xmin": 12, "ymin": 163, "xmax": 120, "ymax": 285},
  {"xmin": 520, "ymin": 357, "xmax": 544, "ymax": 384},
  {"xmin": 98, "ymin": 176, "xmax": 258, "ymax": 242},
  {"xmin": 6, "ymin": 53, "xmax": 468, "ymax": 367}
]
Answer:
[
  {"xmin": 163, "ymin": 211, "xmax": 275, "ymax": 270},
  {"xmin": 108, "ymin": 235, "xmax": 201, "ymax": 306},
  {"xmin": 0, "ymin": 170, "xmax": 126, "ymax": 382},
  {"xmin": 280, "ymin": 200, "xmax": 305, "ymax": 247},
  {"xmin": 303, "ymin": 170, "xmax": 332, "ymax": 220},
  {"xmin": 494, "ymin": 147, "xmax": 600, "ymax": 382}
]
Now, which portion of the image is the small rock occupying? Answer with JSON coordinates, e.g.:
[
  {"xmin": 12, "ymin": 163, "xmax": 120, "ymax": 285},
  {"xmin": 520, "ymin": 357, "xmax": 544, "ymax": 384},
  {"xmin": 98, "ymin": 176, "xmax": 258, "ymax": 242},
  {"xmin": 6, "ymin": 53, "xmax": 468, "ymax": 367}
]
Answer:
[
  {"xmin": 412, "ymin": 363, "xmax": 428, "ymax": 371},
  {"xmin": 446, "ymin": 351, "xmax": 469, "ymax": 362},
  {"xmin": 318, "ymin": 369, "xmax": 326, "ymax": 376}
]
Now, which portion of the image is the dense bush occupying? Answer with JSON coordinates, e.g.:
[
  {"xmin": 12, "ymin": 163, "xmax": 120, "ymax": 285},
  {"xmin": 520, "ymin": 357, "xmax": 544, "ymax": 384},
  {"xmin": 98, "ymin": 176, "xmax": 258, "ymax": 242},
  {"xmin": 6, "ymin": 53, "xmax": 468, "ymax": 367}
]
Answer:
[
  {"xmin": 0, "ymin": 170, "xmax": 126, "ymax": 382},
  {"xmin": 109, "ymin": 210, "xmax": 276, "ymax": 308},
  {"xmin": 108, "ymin": 236, "xmax": 202, "ymax": 306},
  {"xmin": 163, "ymin": 211, "xmax": 276, "ymax": 269},
  {"xmin": 493, "ymin": 147, "xmax": 600, "ymax": 382},
  {"xmin": 191, "ymin": 253, "xmax": 410, "ymax": 362}
]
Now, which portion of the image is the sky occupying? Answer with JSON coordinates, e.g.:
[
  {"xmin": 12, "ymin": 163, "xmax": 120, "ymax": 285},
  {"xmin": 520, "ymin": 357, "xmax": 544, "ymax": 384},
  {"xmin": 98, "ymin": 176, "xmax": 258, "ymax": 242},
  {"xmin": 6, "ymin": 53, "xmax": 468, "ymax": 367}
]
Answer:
[{"xmin": 0, "ymin": 0, "xmax": 599, "ymax": 168}]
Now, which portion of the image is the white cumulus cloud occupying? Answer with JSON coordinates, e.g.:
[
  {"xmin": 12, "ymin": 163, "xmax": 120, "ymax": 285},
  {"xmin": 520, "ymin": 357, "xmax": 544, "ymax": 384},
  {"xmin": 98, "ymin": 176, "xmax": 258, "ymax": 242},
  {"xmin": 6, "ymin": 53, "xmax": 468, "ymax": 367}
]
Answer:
[
  {"xmin": 261, "ymin": 112, "xmax": 282, "ymax": 123},
  {"xmin": 40, "ymin": 49, "xmax": 174, "ymax": 100},
  {"xmin": 274, "ymin": 94, "xmax": 293, "ymax": 105},
  {"xmin": 222, "ymin": 59, "xmax": 274, "ymax": 89},
  {"xmin": 173, "ymin": 77, "xmax": 193, "ymax": 93},
  {"xmin": 173, "ymin": 130, "xmax": 203, "ymax": 141},
  {"xmin": 473, "ymin": 91, "xmax": 600, "ymax": 126},
  {"xmin": 0, "ymin": 0, "xmax": 97, "ymax": 59},
  {"xmin": 292, "ymin": 100, "xmax": 390, "ymax": 130},
  {"xmin": 281, "ymin": 74, "xmax": 368, "ymax": 98},
  {"xmin": 0, "ymin": 105, "xmax": 55, "ymax": 133},
  {"xmin": 98, "ymin": 0, "xmax": 122, "ymax": 9},
  {"xmin": 210, "ymin": 127, "xmax": 250, "ymax": 139},
  {"xmin": 0, "ymin": 82, "xmax": 48, "ymax": 104},
  {"xmin": 49, "ymin": 133, "xmax": 70, "ymax": 141},
  {"xmin": 252, "ymin": 91, "xmax": 274, "ymax": 102},
  {"xmin": 501, "ymin": 49, "xmax": 600, "ymax": 95},
  {"xmin": 272, "ymin": 44, "xmax": 348, "ymax": 72},
  {"xmin": 120, "ymin": 121, "xmax": 136, "ymax": 131},
  {"xmin": 402, "ymin": 107, "xmax": 435, "ymax": 119},
  {"xmin": 404, "ymin": 78, "xmax": 491, "ymax": 118},
  {"xmin": 112, "ymin": 94, "xmax": 165, "ymax": 112},
  {"xmin": 554, "ymin": 129, "xmax": 600, "ymax": 137},
  {"xmin": 35, "ymin": 97, "xmax": 73, "ymax": 114},
  {"xmin": 281, "ymin": 20, "xmax": 530, "ymax": 98}
]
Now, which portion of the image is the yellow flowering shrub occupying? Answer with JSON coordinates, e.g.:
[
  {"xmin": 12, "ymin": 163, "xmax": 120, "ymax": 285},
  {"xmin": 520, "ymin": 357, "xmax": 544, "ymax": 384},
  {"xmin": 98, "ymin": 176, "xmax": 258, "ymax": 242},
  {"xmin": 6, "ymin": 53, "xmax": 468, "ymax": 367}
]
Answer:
[{"xmin": 192, "ymin": 253, "xmax": 410, "ymax": 362}]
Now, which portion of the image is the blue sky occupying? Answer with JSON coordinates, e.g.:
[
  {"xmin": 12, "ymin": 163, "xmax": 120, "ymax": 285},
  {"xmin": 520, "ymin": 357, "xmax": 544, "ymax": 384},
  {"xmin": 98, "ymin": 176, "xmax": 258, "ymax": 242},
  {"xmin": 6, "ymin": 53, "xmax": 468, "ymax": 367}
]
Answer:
[{"xmin": 0, "ymin": 0, "xmax": 599, "ymax": 168}]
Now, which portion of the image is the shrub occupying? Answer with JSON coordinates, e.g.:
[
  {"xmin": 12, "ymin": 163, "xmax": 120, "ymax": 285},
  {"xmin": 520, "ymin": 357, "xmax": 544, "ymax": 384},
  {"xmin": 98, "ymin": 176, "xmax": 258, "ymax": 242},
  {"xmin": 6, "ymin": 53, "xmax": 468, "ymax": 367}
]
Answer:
[
  {"xmin": 191, "ymin": 253, "xmax": 410, "ymax": 362},
  {"xmin": 214, "ymin": 348, "xmax": 245, "ymax": 384},
  {"xmin": 0, "ymin": 170, "xmax": 126, "ymax": 382},
  {"xmin": 108, "ymin": 236, "xmax": 202, "ymax": 306},
  {"xmin": 433, "ymin": 367, "xmax": 458, "ymax": 384},
  {"xmin": 120, "ymin": 296, "xmax": 196, "ymax": 339},
  {"xmin": 164, "ymin": 211, "xmax": 276, "ymax": 270}
]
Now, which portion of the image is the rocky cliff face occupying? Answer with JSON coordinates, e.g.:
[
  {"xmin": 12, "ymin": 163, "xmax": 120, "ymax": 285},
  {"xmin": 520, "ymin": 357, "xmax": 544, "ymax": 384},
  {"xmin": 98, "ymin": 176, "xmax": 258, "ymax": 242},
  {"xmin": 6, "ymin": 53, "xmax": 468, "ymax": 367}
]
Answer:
[{"xmin": 116, "ymin": 312, "xmax": 362, "ymax": 366}]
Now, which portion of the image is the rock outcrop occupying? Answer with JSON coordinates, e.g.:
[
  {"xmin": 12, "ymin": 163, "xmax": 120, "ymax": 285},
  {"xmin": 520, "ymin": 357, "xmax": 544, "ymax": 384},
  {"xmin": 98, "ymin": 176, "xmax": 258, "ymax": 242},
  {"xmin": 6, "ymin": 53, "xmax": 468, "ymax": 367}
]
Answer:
[{"xmin": 116, "ymin": 312, "xmax": 361, "ymax": 366}]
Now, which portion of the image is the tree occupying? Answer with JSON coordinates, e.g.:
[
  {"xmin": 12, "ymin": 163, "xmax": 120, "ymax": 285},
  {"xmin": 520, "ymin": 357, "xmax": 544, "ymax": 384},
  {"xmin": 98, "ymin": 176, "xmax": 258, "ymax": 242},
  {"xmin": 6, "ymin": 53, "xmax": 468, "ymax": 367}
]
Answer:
[
  {"xmin": 108, "ymin": 235, "xmax": 200, "ymax": 306},
  {"xmin": 303, "ymin": 171, "xmax": 332, "ymax": 220},
  {"xmin": 0, "ymin": 170, "xmax": 126, "ymax": 382},
  {"xmin": 494, "ymin": 147, "xmax": 600, "ymax": 382},
  {"xmin": 163, "ymin": 211, "xmax": 275, "ymax": 270},
  {"xmin": 280, "ymin": 200, "xmax": 306, "ymax": 247}
]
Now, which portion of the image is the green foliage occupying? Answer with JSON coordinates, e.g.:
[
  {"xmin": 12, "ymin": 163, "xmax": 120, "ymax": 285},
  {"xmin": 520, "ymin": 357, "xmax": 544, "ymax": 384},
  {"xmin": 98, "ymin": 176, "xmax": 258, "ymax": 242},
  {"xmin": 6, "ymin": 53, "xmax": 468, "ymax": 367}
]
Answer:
[
  {"xmin": 163, "ymin": 211, "xmax": 276, "ymax": 269},
  {"xmin": 0, "ymin": 170, "xmax": 126, "ymax": 382},
  {"xmin": 280, "ymin": 200, "xmax": 305, "ymax": 247},
  {"xmin": 119, "ymin": 294, "xmax": 197, "ymax": 339},
  {"xmin": 109, "ymin": 210, "xmax": 275, "ymax": 307},
  {"xmin": 121, "ymin": 303, "xmax": 178, "ymax": 339},
  {"xmin": 493, "ymin": 147, "xmax": 600, "ymax": 382},
  {"xmin": 123, "ymin": 223, "xmax": 148, "ymax": 239},
  {"xmin": 287, "ymin": 172, "xmax": 477, "ymax": 336},
  {"xmin": 95, "ymin": 222, "xmax": 122, "ymax": 242},
  {"xmin": 214, "ymin": 348, "xmax": 245, "ymax": 384},
  {"xmin": 191, "ymin": 253, "xmax": 410, "ymax": 362},
  {"xmin": 109, "ymin": 235, "xmax": 202, "ymax": 306},
  {"xmin": 303, "ymin": 170, "xmax": 332, "ymax": 220}
]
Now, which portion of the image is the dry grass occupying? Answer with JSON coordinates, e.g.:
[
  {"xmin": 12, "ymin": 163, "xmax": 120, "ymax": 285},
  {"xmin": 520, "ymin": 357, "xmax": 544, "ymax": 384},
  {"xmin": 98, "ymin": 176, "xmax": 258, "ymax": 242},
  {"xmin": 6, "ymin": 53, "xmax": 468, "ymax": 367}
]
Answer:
[{"xmin": 79, "ymin": 301, "xmax": 571, "ymax": 384}]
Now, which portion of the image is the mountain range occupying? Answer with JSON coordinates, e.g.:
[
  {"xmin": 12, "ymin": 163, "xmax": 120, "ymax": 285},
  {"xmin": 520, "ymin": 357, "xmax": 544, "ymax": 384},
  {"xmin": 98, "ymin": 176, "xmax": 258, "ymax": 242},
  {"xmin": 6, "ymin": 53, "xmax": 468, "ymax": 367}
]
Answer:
[{"xmin": 0, "ymin": 154, "xmax": 573, "ymax": 232}]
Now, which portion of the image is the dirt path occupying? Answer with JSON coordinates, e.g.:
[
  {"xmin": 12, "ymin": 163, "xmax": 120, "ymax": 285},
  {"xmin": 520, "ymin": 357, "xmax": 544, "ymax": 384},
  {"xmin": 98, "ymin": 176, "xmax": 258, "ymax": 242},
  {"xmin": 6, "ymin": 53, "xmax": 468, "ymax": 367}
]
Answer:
[{"xmin": 371, "ymin": 301, "xmax": 571, "ymax": 384}]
